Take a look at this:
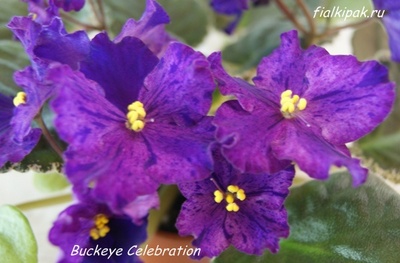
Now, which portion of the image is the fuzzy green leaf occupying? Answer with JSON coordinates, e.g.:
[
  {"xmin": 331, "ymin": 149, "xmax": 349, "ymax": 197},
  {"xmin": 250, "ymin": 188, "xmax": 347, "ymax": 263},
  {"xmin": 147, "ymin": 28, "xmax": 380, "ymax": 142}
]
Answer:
[{"xmin": 0, "ymin": 205, "xmax": 38, "ymax": 263}]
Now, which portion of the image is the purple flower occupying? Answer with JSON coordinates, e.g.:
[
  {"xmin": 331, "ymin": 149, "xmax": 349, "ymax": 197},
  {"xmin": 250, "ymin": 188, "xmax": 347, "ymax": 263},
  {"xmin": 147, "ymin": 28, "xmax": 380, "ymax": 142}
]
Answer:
[
  {"xmin": 210, "ymin": 0, "xmax": 270, "ymax": 33},
  {"xmin": 210, "ymin": 30, "xmax": 395, "ymax": 186},
  {"xmin": 0, "ymin": 93, "xmax": 41, "ymax": 168},
  {"xmin": 373, "ymin": 0, "xmax": 400, "ymax": 62},
  {"xmin": 49, "ymin": 42, "xmax": 215, "ymax": 220},
  {"xmin": 49, "ymin": 197, "xmax": 146, "ymax": 263},
  {"xmin": 176, "ymin": 146, "xmax": 294, "ymax": 258}
]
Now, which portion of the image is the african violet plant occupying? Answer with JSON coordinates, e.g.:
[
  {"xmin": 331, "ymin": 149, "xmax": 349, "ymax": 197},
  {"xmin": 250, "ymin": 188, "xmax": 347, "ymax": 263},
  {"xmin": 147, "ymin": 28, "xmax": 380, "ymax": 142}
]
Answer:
[{"xmin": 1, "ymin": 0, "xmax": 400, "ymax": 262}]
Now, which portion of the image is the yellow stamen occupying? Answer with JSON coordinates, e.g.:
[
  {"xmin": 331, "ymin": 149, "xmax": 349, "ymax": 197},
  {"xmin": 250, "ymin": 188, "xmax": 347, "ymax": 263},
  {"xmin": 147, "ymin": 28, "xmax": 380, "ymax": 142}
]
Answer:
[
  {"xmin": 213, "ymin": 184, "xmax": 246, "ymax": 212},
  {"xmin": 279, "ymin": 89, "xmax": 307, "ymax": 117},
  {"xmin": 236, "ymin": 189, "xmax": 246, "ymax": 201},
  {"xmin": 292, "ymin": 95, "xmax": 300, "ymax": 104},
  {"xmin": 126, "ymin": 101, "xmax": 147, "ymax": 132},
  {"xmin": 128, "ymin": 101, "xmax": 143, "ymax": 111},
  {"xmin": 227, "ymin": 185, "xmax": 239, "ymax": 193},
  {"xmin": 281, "ymin": 90, "xmax": 292, "ymax": 98},
  {"xmin": 90, "ymin": 214, "xmax": 111, "ymax": 240},
  {"xmin": 131, "ymin": 120, "xmax": 145, "ymax": 132},
  {"xmin": 214, "ymin": 190, "xmax": 224, "ymax": 203},
  {"xmin": 13, "ymin": 92, "xmax": 27, "ymax": 107},
  {"xmin": 225, "ymin": 193, "xmax": 235, "ymax": 204},
  {"xmin": 297, "ymin": 98, "xmax": 307, "ymax": 111},
  {"xmin": 226, "ymin": 203, "xmax": 240, "ymax": 212}
]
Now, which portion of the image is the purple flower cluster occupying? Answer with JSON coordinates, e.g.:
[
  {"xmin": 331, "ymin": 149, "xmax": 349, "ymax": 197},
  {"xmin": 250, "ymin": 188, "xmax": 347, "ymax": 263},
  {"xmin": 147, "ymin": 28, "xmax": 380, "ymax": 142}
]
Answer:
[{"xmin": 1, "ymin": 0, "xmax": 395, "ymax": 261}]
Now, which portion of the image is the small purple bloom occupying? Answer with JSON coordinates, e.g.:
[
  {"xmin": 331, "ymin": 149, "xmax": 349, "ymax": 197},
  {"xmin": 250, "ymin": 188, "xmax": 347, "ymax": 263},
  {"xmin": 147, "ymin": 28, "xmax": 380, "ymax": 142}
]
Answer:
[
  {"xmin": 50, "ymin": 42, "xmax": 215, "ymax": 219},
  {"xmin": 0, "ymin": 93, "xmax": 40, "ymax": 168},
  {"xmin": 115, "ymin": 0, "xmax": 174, "ymax": 57},
  {"xmin": 210, "ymin": 0, "xmax": 270, "ymax": 33},
  {"xmin": 49, "ymin": 197, "xmax": 146, "ymax": 263},
  {"xmin": 373, "ymin": 0, "xmax": 400, "ymax": 62},
  {"xmin": 51, "ymin": 0, "xmax": 85, "ymax": 12},
  {"xmin": 176, "ymin": 146, "xmax": 294, "ymax": 258},
  {"xmin": 210, "ymin": 30, "xmax": 395, "ymax": 186}
]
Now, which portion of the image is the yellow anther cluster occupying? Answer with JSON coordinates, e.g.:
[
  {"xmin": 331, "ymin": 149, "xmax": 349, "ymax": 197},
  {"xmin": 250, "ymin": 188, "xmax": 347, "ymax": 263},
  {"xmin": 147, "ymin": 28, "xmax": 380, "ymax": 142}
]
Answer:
[
  {"xmin": 89, "ymin": 214, "xmax": 110, "ymax": 240},
  {"xmin": 213, "ymin": 184, "xmax": 246, "ymax": 213},
  {"xmin": 280, "ymin": 90, "xmax": 307, "ymax": 116},
  {"xmin": 13, "ymin": 92, "xmax": 27, "ymax": 107},
  {"xmin": 126, "ymin": 101, "xmax": 146, "ymax": 132}
]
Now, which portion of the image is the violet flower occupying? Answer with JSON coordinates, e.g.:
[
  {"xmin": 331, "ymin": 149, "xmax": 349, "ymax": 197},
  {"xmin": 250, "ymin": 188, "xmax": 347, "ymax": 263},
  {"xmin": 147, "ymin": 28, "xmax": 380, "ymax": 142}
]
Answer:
[
  {"xmin": 49, "ymin": 42, "xmax": 215, "ymax": 220},
  {"xmin": 210, "ymin": 30, "xmax": 395, "ymax": 186},
  {"xmin": 373, "ymin": 0, "xmax": 400, "ymax": 62},
  {"xmin": 2, "ymin": 10, "xmax": 79, "ymax": 168},
  {"xmin": 210, "ymin": 0, "xmax": 270, "ymax": 33},
  {"xmin": 176, "ymin": 146, "xmax": 294, "ymax": 258},
  {"xmin": 0, "ymin": 93, "xmax": 41, "ymax": 168},
  {"xmin": 49, "ymin": 197, "xmax": 146, "ymax": 263}
]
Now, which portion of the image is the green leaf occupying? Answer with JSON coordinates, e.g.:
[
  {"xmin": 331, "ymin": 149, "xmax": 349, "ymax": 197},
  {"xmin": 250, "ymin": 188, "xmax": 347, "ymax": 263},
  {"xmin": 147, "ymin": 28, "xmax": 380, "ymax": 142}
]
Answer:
[
  {"xmin": 0, "ymin": 0, "xmax": 27, "ymax": 40},
  {"xmin": 33, "ymin": 172, "xmax": 69, "ymax": 193},
  {"xmin": 222, "ymin": 4, "xmax": 293, "ymax": 70},
  {"xmin": 214, "ymin": 172, "xmax": 400, "ymax": 263},
  {"xmin": 0, "ymin": 40, "xmax": 30, "ymax": 96},
  {"xmin": 159, "ymin": 0, "xmax": 210, "ymax": 46},
  {"xmin": 103, "ymin": 0, "xmax": 210, "ymax": 46},
  {"xmin": 0, "ymin": 205, "xmax": 38, "ymax": 263}
]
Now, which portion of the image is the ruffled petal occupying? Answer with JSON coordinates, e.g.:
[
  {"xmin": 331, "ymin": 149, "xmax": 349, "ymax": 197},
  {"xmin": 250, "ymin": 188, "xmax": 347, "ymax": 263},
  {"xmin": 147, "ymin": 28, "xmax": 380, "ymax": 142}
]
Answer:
[
  {"xmin": 271, "ymin": 120, "xmax": 368, "ymax": 186},
  {"xmin": 49, "ymin": 66, "xmax": 159, "ymax": 216},
  {"xmin": 140, "ymin": 43, "xmax": 214, "ymax": 125},
  {"xmin": 214, "ymin": 100, "xmax": 290, "ymax": 173},
  {"xmin": 34, "ymin": 18, "xmax": 90, "ymax": 70},
  {"xmin": 253, "ymin": 30, "xmax": 395, "ymax": 144},
  {"xmin": 177, "ymin": 175, "xmax": 230, "ymax": 258},
  {"xmin": 114, "ymin": 0, "xmax": 173, "ymax": 56}
]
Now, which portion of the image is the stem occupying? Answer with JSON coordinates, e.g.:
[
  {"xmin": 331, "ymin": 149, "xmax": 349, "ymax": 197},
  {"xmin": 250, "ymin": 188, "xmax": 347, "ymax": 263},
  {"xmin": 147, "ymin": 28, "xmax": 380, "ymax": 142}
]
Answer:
[
  {"xmin": 296, "ymin": 0, "xmax": 316, "ymax": 36},
  {"xmin": 61, "ymin": 13, "xmax": 103, "ymax": 31},
  {"xmin": 15, "ymin": 194, "xmax": 73, "ymax": 211},
  {"xmin": 35, "ymin": 113, "xmax": 64, "ymax": 158},
  {"xmin": 275, "ymin": 0, "xmax": 307, "ymax": 34},
  {"xmin": 96, "ymin": 0, "xmax": 106, "ymax": 27},
  {"xmin": 320, "ymin": 17, "xmax": 375, "ymax": 38},
  {"xmin": 89, "ymin": 0, "xmax": 102, "ymax": 24}
]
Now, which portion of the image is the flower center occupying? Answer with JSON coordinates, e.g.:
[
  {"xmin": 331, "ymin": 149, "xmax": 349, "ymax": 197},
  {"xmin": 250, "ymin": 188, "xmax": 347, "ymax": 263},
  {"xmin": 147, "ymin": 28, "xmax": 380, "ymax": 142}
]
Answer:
[
  {"xmin": 214, "ymin": 184, "xmax": 246, "ymax": 212},
  {"xmin": 13, "ymin": 92, "xmax": 27, "ymax": 107},
  {"xmin": 89, "ymin": 214, "xmax": 110, "ymax": 240},
  {"xmin": 126, "ymin": 101, "xmax": 147, "ymax": 132},
  {"xmin": 280, "ymin": 89, "xmax": 307, "ymax": 118}
]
